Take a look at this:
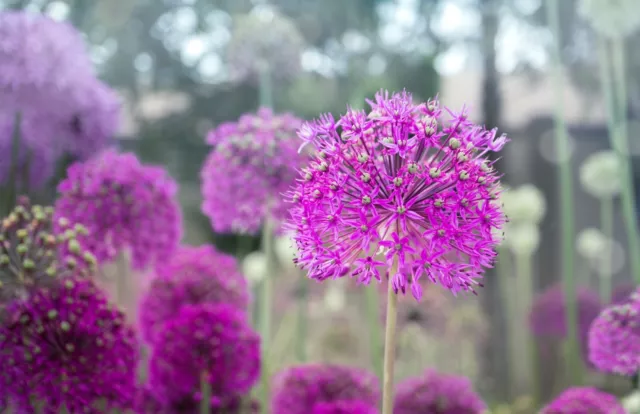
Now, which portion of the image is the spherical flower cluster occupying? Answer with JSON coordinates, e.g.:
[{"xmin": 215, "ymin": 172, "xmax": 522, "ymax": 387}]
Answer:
[
  {"xmin": 201, "ymin": 108, "xmax": 307, "ymax": 234},
  {"xmin": 54, "ymin": 150, "xmax": 182, "ymax": 270},
  {"xmin": 0, "ymin": 198, "xmax": 96, "ymax": 307},
  {"xmin": 576, "ymin": 228, "xmax": 609, "ymax": 262},
  {"xmin": 588, "ymin": 301, "xmax": 640, "ymax": 376},
  {"xmin": 540, "ymin": 387, "xmax": 625, "ymax": 414},
  {"xmin": 529, "ymin": 284, "xmax": 602, "ymax": 362},
  {"xmin": 286, "ymin": 91, "xmax": 507, "ymax": 299},
  {"xmin": 579, "ymin": 0, "xmax": 640, "ymax": 39},
  {"xmin": 501, "ymin": 184, "xmax": 546, "ymax": 224},
  {"xmin": 227, "ymin": 8, "xmax": 304, "ymax": 83},
  {"xmin": 504, "ymin": 222, "xmax": 540, "ymax": 256},
  {"xmin": 579, "ymin": 150, "xmax": 622, "ymax": 199},
  {"xmin": 147, "ymin": 304, "xmax": 260, "ymax": 409},
  {"xmin": 0, "ymin": 276, "xmax": 138, "ymax": 413},
  {"xmin": 139, "ymin": 244, "xmax": 250, "ymax": 343},
  {"xmin": 271, "ymin": 364, "xmax": 380, "ymax": 414},
  {"xmin": 393, "ymin": 369, "xmax": 487, "ymax": 414}
]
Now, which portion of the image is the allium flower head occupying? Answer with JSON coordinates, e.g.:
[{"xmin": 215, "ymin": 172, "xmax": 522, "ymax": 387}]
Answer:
[
  {"xmin": 0, "ymin": 198, "xmax": 96, "ymax": 307},
  {"xmin": 588, "ymin": 301, "xmax": 640, "ymax": 376},
  {"xmin": 139, "ymin": 244, "xmax": 250, "ymax": 343},
  {"xmin": 579, "ymin": 150, "xmax": 622, "ymax": 199},
  {"xmin": 503, "ymin": 222, "xmax": 540, "ymax": 256},
  {"xmin": 271, "ymin": 364, "xmax": 380, "ymax": 414},
  {"xmin": 0, "ymin": 276, "xmax": 138, "ymax": 413},
  {"xmin": 541, "ymin": 387, "xmax": 625, "ymax": 414},
  {"xmin": 393, "ymin": 369, "xmax": 487, "ymax": 414},
  {"xmin": 54, "ymin": 150, "xmax": 182, "ymax": 269},
  {"xmin": 287, "ymin": 91, "xmax": 507, "ymax": 299},
  {"xmin": 579, "ymin": 0, "xmax": 640, "ymax": 39},
  {"xmin": 201, "ymin": 108, "xmax": 307, "ymax": 234},
  {"xmin": 501, "ymin": 184, "xmax": 546, "ymax": 224},
  {"xmin": 576, "ymin": 228, "xmax": 609, "ymax": 262},
  {"xmin": 147, "ymin": 303, "xmax": 260, "ymax": 408}
]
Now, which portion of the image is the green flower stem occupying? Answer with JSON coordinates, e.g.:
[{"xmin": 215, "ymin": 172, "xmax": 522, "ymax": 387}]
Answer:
[
  {"xmin": 497, "ymin": 247, "xmax": 520, "ymax": 399},
  {"xmin": 259, "ymin": 218, "xmax": 275, "ymax": 413},
  {"xmin": 381, "ymin": 258, "xmax": 399, "ymax": 414},
  {"xmin": 295, "ymin": 273, "xmax": 308, "ymax": 363},
  {"xmin": 599, "ymin": 197, "xmax": 614, "ymax": 302},
  {"xmin": 545, "ymin": 0, "xmax": 580, "ymax": 385},
  {"xmin": 200, "ymin": 371, "xmax": 211, "ymax": 414},
  {"xmin": 258, "ymin": 63, "xmax": 273, "ymax": 109},
  {"xmin": 365, "ymin": 283, "xmax": 383, "ymax": 380}
]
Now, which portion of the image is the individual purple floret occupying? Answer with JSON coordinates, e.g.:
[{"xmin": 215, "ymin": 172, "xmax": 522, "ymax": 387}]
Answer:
[
  {"xmin": 588, "ymin": 301, "xmax": 640, "ymax": 376},
  {"xmin": 286, "ymin": 91, "xmax": 507, "ymax": 299},
  {"xmin": 529, "ymin": 283, "xmax": 602, "ymax": 363},
  {"xmin": 200, "ymin": 108, "xmax": 307, "ymax": 235},
  {"xmin": 271, "ymin": 364, "xmax": 380, "ymax": 414},
  {"xmin": 540, "ymin": 387, "xmax": 625, "ymax": 414},
  {"xmin": 147, "ymin": 303, "xmax": 260, "ymax": 409},
  {"xmin": 139, "ymin": 244, "xmax": 250, "ymax": 343},
  {"xmin": 0, "ymin": 277, "xmax": 138, "ymax": 413},
  {"xmin": 393, "ymin": 369, "xmax": 487, "ymax": 414},
  {"xmin": 54, "ymin": 150, "xmax": 182, "ymax": 270}
]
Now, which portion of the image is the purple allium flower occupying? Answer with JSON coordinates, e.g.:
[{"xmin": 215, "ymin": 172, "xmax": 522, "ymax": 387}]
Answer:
[
  {"xmin": 588, "ymin": 301, "xmax": 640, "ymax": 376},
  {"xmin": 147, "ymin": 303, "xmax": 260, "ymax": 409},
  {"xmin": 286, "ymin": 91, "xmax": 507, "ymax": 299},
  {"xmin": 529, "ymin": 283, "xmax": 602, "ymax": 362},
  {"xmin": 271, "ymin": 363, "xmax": 380, "ymax": 414},
  {"xmin": 201, "ymin": 108, "xmax": 307, "ymax": 234},
  {"xmin": 540, "ymin": 387, "xmax": 625, "ymax": 414},
  {"xmin": 0, "ymin": 276, "xmax": 138, "ymax": 413},
  {"xmin": 311, "ymin": 400, "xmax": 378, "ymax": 414},
  {"xmin": 393, "ymin": 369, "xmax": 487, "ymax": 414},
  {"xmin": 54, "ymin": 150, "xmax": 182, "ymax": 270},
  {"xmin": 611, "ymin": 282, "xmax": 637, "ymax": 305},
  {"xmin": 139, "ymin": 244, "xmax": 250, "ymax": 343}
]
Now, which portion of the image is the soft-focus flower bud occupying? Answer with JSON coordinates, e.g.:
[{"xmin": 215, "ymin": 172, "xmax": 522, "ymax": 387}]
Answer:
[
  {"xmin": 502, "ymin": 184, "xmax": 546, "ymax": 224},
  {"xmin": 622, "ymin": 391, "xmax": 640, "ymax": 414},
  {"xmin": 576, "ymin": 228, "xmax": 609, "ymax": 261},
  {"xmin": 579, "ymin": 150, "xmax": 622, "ymax": 199},
  {"xmin": 505, "ymin": 223, "xmax": 540, "ymax": 256},
  {"xmin": 579, "ymin": 0, "xmax": 640, "ymax": 39},
  {"xmin": 242, "ymin": 251, "xmax": 267, "ymax": 285},
  {"xmin": 274, "ymin": 235, "xmax": 297, "ymax": 269}
]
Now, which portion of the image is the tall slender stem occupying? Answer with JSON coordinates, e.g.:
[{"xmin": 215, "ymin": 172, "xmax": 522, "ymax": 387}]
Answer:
[
  {"xmin": 365, "ymin": 284, "xmax": 383, "ymax": 381},
  {"xmin": 200, "ymin": 371, "xmax": 211, "ymax": 414},
  {"xmin": 545, "ymin": 0, "xmax": 580, "ymax": 385},
  {"xmin": 599, "ymin": 197, "xmax": 614, "ymax": 302},
  {"xmin": 498, "ymin": 247, "xmax": 519, "ymax": 399},
  {"xmin": 381, "ymin": 258, "xmax": 399, "ymax": 414},
  {"xmin": 259, "ymin": 218, "xmax": 275, "ymax": 413}
]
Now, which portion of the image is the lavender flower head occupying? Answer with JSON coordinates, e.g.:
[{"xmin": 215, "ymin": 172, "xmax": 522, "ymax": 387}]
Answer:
[
  {"xmin": 0, "ymin": 276, "xmax": 138, "ymax": 413},
  {"xmin": 54, "ymin": 150, "xmax": 182, "ymax": 270},
  {"xmin": 393, "ymin": 369, "xmax": 487, "ymax": 414},
  {"xmin": 201, "ymin": 108, "xmax": 307, "ymax": 234},
  {"xmin": 139, "ymin": 244, "xmax": 250, "ymax": 343},
  {"xmin": 147, "ymin": 303, "xmax": 260, "ymax": 409},
  {"xmin": 271, "ymin": 364, "xmax": 380, "ymax": 414},
  {"xmin": 588, "ymin": 299, "xmax": 640, "ymax": 376},
  {"xmin": 286, "ymin": 91, "xmax": 507, "ymax": 299},
  {"xmin": 540, "ymin": 387, "xmax": 625, "ymax": 414}
]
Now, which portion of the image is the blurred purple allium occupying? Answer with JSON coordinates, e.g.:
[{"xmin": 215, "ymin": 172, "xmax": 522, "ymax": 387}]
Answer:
[
  {"xmin": 147, "ymin": 303, "xmax": 260, "ymax": 409},
  {"xmin": 529, "ymin": 284, "xmax": 602, "ymax": 362},
  {"xmin": 201, "ymin": 108, "xmax": 307, "ymax": 234},
  {"xmin": 588, "ymin": 301, "xmax": 640, "ymax": 376},
  {"xmin": 540, "ymin": 387, "xmax": 625, "ymax": 414},
  {"xmin": 0, "ymin": 277, "xmax": 138, "ymax": 413},
  {"xmin": 135, "ymin": 385, "xmax": 260, "ymax": 414},
  {"xmin": 311, "ymin": 400, "xmax": 378, "ymax": 414},
  {"xmin": 286, "ymin": 91, "xmax": 507, "ymax": 299},
  {"xmin": 393, "ymin": 369, "xmax": 487, "ymax": 414},
  {"xmin": 54, "ymin": 150, "xmax": 182, "ymax": 270},
  {"xmin": 271, "ymin": 364, "xmax": 380, "ymax": 414},
  {"xmin": 611, "ymin": 282, "xmax": 637, "ymax": 305},
  {"xmin": 139, "ymin": 244, "xmax": 250, "ymax": 343}
]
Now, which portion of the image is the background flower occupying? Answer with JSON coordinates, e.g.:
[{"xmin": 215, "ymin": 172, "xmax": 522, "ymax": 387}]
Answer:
[{"xmin": 540, "ymin": 387, "xmax": 625, "ymax": 414}]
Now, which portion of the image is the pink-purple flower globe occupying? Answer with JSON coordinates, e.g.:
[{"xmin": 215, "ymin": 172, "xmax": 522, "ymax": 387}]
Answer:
[
  {"xmin": 540, "ymin": 387, "xmax": 625, "ymax": 414},
  {"xmin": 286, "ymin": 91, "xmax": 507, "ymax": 299},
  {"xmin": 54, "ymin": 150, "xmax": 182, "ymax": 270},
  {"xmin": 271, "ymin": 364, "xmax": 380, "ymax": 414},
  {"xmin": 588, "ymin": 300, "xmax": 640, "ymax": 376},
  {"xmin": 139, "ymin": 244, "xmax": 250, "ymax": 344},
  {"xmin": 201, "ymin": 108, "xmax": 308, "ymax": 234},
  {"xmin": 393, "ymin": 369, "xmax": 487, "ymax": 414},
  {"xmin": 0, "ymin": 277, "xmax": 138, "ymax": 413},
  {"xmin": 147, "ymin": 303, "xmax": 260, "ymax": 409}
]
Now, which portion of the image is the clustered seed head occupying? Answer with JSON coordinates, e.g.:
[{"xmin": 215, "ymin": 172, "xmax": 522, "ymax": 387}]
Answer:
[
  {"xmin": 54, "ymin": 150, "xmax": 182, "ymax": 270},
  {"xmin": 393, "ymin": 369, "xmax": 487, "ymax": 414},
  {"xmin": 588, "ymin": 300, "xmax": 640, "ymax": 376},
  {"xmin": 271, "ymin": 364, "xmax": 380, "ymax": 414},
  {"xmin": 0, "ymin": 197, "xmax": 96, "ymax": 306},
  {"xmin": 286, "ymin": 90, "xmax": 507, "ymax": 299},
  {"xmin": 201, "ymin": 108, "xmax": 308, "ymax": 234},
  {"xmin": 0, "ymin": 276, "xmax": 138, "ymax": 413},
  {"xmin": 540, "ymin": 387, "xmax": 625, "ymax": 414},
  {"xmin": 146, "ymin": 304, "xmax": 260, "ymax": 409},
  {"xmin": 139, "ymin": 245, "xmax": 250, "ymax": 344}
]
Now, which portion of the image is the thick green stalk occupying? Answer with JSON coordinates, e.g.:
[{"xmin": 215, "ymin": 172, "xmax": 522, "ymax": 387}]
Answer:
[
  {"xmin": 381, "ymin": 258, "xmax": 399, "ymax": 414},
  {"xmin": 498, "ymin": 247, "xmax": 520, "ymax": 399},
  {"xmin": 599, "ymin": 197, "xmax": 614, "ymax": 302},
  {"xmin": 295, "ymin": 273, "xmax": 308, "ymax": 363},
  {"xmin": 259, "ymin": 219, "xmax": 275, "ymax": 413},
  {"xmin": 365, "ymin": 284, "xmax": 383, "ymax": 380},
  {"xmin": 258, "ymin": 63, "xmax": 273, "ymax": 109},
  {"xmin": 544, "ymin": 0, "xmax": 580, "ymax": 385}
]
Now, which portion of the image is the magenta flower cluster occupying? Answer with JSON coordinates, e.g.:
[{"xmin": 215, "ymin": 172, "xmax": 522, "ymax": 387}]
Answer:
[
  {"xmin": 201, "ymin": 107, "xmax": 308, "ymax": 234},
  {"xmin": 139, "ymin": 244, "xmax": 250, "ymax": 343},
  {"xmin": 286, "ymin": 91, "xmax": 507, "ymax": 299},
  {"xmin": 393, "ymin": 369, "xmax": 487, "ymax": 414},
  {"xmin": 271, "ymin": 364, "xmax": 380, "ymax": 414},
  {"xmin": 540, "ymin": 387, "xmax": 625, "ymax": 414},
  {"xmin": 54, "ymin": 150, "xmax": 182, "ymax": 270}
]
